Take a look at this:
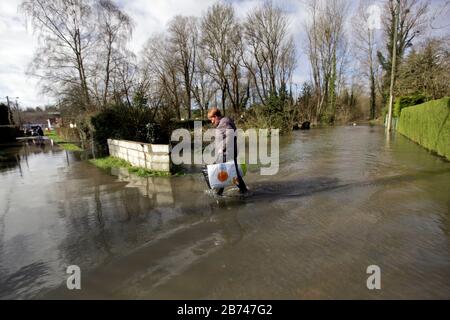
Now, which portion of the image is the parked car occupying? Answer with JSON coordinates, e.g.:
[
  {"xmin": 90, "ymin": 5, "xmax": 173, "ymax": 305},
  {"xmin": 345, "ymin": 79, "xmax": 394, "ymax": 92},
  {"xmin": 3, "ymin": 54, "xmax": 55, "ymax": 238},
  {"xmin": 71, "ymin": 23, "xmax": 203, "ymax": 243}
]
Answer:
[{"xmin": 24, "ymin": 124, "xmax": 44, "ymax": 136}]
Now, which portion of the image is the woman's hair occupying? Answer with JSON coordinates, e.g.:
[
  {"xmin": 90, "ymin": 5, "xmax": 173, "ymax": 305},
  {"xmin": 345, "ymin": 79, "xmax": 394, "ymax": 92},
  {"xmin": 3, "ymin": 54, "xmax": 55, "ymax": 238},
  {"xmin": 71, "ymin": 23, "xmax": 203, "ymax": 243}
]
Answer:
[{"xmin": 207, "ymin": 107, "xmax": 222, "ymax": 119}]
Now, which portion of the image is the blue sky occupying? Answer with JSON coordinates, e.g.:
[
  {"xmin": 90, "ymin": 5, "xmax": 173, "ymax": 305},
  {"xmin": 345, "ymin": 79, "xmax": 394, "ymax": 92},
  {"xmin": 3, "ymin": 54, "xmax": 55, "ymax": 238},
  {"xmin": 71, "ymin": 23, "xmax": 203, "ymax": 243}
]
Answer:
[{"xmin": 0, "ymin": 0, "xmax": 448, "ymax": 108}]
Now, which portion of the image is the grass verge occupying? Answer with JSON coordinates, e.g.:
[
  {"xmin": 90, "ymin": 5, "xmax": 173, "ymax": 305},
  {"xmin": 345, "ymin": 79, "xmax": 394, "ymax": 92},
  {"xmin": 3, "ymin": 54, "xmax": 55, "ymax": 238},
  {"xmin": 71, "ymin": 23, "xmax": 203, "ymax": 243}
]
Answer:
[
  {"xmin": 45, "ymin": 130, "xmax": 83, "ymax": 151},
  {"xmin": 89, "ymin": 156, "xmax": 176, "ymax": 177}
]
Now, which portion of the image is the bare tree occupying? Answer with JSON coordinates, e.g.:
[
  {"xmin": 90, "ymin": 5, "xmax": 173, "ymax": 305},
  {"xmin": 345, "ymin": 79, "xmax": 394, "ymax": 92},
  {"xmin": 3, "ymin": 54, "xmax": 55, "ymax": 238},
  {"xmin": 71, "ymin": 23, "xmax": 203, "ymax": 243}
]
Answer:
[
  {"xmin": 142, "ymin": 34, "xmax": 182, "ymax": 120},
  {"xmin": 95, "ymin": 0, "xmax": 133, "ymax": 108},
  {"xmin": 201, "ymin": 2, "xmax": 237, "ymax": 116},
  {"xmin": 305, "ymin": 0, "xmax": 348, "ymax": 123},
  {"xmin": 226, "ymin": 22, "xmax": 251, "ymax": 115},
  {"xmin": 21, "ymin": 0, "xmax": 95, "ymax": 110},
  {"xmin": 244, "ymin": 1, "xmax": 296, "ymax": 104},
  {"xmin": 168, "ymin": 16, "xmax": 198, "ymax": 119},
  {"xmin": 112, "ymin": 50, "xmax": 137, "ymax": 108},
  {"xmin": 377, "ymin": 0, "xmax": 428, "ymax": 101},
  {"xmin": 192, "ymin": 48, "xmax": 218, "ymax": 119},
  {"xmin": 21, "ymin": 0, "xmax": 136, "ymax": 114},
  {"xmin": 305, "ymin": 0, "xmax": 323, "ymax": 122},
  {"xmin": 352, "ymin": 0, "xmax": 379, "ymax": 120}
]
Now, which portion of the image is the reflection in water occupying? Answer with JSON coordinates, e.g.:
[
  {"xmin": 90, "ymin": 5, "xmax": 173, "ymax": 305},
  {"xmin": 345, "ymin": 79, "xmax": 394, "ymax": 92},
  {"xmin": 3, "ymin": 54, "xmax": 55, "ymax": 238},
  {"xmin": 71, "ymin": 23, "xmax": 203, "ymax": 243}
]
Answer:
[
  {"xmin": 110, "ymin": 167, "xmax": 176, "ymax": 205},
  {"xmin": 1, "ymin": 126, "xmax": 450, "ymax": 299}
]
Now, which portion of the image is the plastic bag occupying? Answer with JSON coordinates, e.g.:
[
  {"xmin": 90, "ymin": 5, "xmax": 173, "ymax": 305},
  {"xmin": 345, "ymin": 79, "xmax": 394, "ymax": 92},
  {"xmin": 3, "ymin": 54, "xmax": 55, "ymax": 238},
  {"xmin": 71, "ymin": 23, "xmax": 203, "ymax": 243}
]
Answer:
[{"xmin": 207, "ymin": 161, "xmax": 247, "ymax": 189}]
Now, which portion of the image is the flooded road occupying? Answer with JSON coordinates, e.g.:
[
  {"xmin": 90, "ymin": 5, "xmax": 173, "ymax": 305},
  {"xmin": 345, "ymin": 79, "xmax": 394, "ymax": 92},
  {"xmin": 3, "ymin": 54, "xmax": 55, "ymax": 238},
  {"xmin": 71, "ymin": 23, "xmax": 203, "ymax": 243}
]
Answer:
[{"xmin": 0, "ymin": 125, "xmax": 449, "ymax": 299}]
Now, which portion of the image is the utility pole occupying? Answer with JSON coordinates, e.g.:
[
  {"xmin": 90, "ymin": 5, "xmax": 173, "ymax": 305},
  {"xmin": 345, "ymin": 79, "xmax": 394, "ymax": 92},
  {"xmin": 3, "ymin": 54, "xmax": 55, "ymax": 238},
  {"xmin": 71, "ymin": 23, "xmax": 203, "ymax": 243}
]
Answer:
[
  {"xmin": 6, "ymin": 96, "xmax": 11, "ymax": 122},
  {"xmin": 5, "ymin": 96, "xmax": 13, "ymax": 125},
  {"xmin": 386, "ymin": 0, "xmax": 400, "ymax": 133},
  {"xmin": 15, "ymin": 97, "xmax": 22, "ymax": 127}
]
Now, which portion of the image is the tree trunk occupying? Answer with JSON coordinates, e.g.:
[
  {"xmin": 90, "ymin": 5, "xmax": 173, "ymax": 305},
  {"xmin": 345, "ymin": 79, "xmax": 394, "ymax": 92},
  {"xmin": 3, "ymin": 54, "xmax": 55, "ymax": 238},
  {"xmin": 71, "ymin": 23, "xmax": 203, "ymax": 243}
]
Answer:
[
  {"xmin": 370, "ymin": 70, "xmax": 376, "ymax": 120},
  {"xmin": 221, "ymin": 84, "xmax": 226, "ymax": 117},
  {"xmin": 103, "ymin": 37, "xmax": 112, "ymax": 108}
]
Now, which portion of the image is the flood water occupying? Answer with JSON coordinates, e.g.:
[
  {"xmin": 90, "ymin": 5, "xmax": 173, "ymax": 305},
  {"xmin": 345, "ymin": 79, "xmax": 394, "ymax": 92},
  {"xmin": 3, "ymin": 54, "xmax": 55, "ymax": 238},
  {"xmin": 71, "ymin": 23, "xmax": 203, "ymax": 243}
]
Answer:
[{"xmin": 0, "ymin": 125, "xmax": 449, "ymax": 299}]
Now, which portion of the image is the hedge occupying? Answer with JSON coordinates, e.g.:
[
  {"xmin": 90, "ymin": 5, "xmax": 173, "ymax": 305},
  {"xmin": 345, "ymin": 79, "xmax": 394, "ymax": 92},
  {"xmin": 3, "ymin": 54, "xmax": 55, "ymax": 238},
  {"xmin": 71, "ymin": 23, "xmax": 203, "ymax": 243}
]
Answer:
[
  {"xmin": 0, "ymin": 126, "xmax": 21, "ymax": 143},
  {"xmin": 91, "ymin": 105, "xmax": 210, "ymax": 149},
  {"xmin": 397, "ymin": 97, "xmax": 450, "ymax": 160},
  {"xmin": 393, "ymin": 94, "xmax": 429, "ymax": 118},
  {"xmin": 91, "ymin": 104, "xmax": 156, "ymax": 148}
]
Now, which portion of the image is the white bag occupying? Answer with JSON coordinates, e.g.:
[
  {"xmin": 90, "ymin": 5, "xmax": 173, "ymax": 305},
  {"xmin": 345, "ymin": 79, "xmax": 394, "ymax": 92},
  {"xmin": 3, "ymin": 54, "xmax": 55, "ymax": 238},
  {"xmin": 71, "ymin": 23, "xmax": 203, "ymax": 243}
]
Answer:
[{"xmin": 207, "ymin": 161, "xmax": 247, "ymax": 189}]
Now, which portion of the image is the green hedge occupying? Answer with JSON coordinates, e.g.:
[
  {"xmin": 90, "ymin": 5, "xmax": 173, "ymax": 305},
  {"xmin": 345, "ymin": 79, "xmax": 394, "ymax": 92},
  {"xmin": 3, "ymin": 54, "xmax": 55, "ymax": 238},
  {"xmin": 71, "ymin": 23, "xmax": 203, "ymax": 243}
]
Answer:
[
  {"xmin": 0, "ymin": 126, "xmax": 21, "ymax": 143},
  {"xmin": 397, "ymin": 97, "xmax": 450, "ymax": 160},
  {"xmin": 394, "ymin": 94, "xmax": 429, "ymax": 118},
  {"xmin": 0, "ymin": 103, "xmax": 11, "ymax": 125},
  {"xmin": 172, "ymin": 119, "xmax": 210, "ymax": 130},
  {"xmin": 91, "ymin": 104, "xmax": 156, "ymax": 148},
  {"xmin": 381, "ymin": 94, "xmax": 430, "ymax": 121}
]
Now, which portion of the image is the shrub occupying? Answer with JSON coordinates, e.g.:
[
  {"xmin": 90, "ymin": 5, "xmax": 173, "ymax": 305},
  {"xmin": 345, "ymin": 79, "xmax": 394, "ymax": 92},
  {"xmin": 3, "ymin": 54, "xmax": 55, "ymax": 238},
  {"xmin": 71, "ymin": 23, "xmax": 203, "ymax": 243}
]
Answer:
[
  {"xmin": 0, "ymin": 126, "xmax": 21, "ymax": 143},
  {"xmin": 146, "ymin": 122, "xmax": 162, "ymax": 143},
  {"xmin": 0, "ymin": 103, "xmax": 11, "ymax": 125},
  {"xmin": 394, "ymin": 94, "xmax": 430, "ymax": 118},
  {"xmin": 55, "ymin": 127, "xmax": 80, "ymax": 142},
  {"xmin": 170, "ymin": 119, "xmax": 209, "ymax": 130},
  {"xmin": 241, "ymin": 89, "xmax": 295, "ymax": 133},
  {"xmin": 91, "ymin": 103, "xmax": 156, "ymax": 148}
]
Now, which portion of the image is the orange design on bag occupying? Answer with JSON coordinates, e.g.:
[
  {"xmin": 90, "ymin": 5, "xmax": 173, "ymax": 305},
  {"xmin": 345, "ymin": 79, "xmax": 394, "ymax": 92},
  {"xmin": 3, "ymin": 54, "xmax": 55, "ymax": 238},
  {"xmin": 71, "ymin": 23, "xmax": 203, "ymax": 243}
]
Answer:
[{"xmin": 217, "ymin": 171, "xmax": 228, "ymax": 182}]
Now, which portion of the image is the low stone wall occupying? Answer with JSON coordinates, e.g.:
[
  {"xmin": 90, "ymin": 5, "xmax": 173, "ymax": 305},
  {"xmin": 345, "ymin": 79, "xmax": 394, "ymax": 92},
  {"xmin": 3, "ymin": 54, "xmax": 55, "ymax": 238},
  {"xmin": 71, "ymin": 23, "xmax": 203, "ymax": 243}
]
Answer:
[{"xmin": 107, "ymin": 139, "xmax": 171, "ymax": 172}]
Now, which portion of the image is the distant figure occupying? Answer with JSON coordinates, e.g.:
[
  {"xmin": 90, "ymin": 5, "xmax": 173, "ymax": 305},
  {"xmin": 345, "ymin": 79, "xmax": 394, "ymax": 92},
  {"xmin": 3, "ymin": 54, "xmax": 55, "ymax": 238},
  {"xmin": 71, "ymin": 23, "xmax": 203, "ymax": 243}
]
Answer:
[
  {"xmin": 36, "ymin": 126, "xmax": 44, "ymax": 136},
  {"xmin": 300, "ymin": 121, "xmax": 311, "ymax": 130},
  {"xmin": 34, "ymin": 126, "xmax": 44, "ymax": 145}
]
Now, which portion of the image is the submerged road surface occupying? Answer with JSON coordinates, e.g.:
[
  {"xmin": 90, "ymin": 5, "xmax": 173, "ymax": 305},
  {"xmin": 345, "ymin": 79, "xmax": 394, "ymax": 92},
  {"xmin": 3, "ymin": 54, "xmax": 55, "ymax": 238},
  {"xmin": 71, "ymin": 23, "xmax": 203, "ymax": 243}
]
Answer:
[{"xmin": 0, "ymin": 125, "xmax": 449, "ymax": 299}]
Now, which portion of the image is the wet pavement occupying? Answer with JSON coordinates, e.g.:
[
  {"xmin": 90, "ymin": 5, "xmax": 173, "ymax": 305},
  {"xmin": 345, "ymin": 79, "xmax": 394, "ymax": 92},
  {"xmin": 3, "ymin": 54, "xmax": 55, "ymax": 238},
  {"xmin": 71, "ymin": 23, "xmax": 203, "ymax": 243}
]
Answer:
[{"xmin": 0, "ymin": 125, "xmax": 449, "ymax": 299}]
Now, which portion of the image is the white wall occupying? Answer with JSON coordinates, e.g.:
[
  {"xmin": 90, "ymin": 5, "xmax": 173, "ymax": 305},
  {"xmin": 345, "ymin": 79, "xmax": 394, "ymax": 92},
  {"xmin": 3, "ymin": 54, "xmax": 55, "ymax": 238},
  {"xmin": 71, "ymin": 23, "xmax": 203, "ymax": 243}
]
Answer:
[{"xmin": 107, "ymin": 139, "xmax": 171, "ymax": 172}]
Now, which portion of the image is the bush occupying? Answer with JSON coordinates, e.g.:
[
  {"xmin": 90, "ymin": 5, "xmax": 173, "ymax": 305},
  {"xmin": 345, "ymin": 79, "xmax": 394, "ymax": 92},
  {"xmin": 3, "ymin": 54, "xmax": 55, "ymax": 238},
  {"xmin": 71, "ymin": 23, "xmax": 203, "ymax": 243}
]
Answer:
[
  {"xmin": 0, "ymin": 103, "xmax": 11, "ymax": 125},
  {"xmin": 381, "ymin": 93, "xmax": 430, "ymax": 125},
  {"xmin": 0, "ymin": 126, "xmax": 21, "ymax": 143},
  {"xmin": 241, "ymin": 88, "xmax": 295, "ymax": 133},
  {"xmin": 170, "ymin": 119, "xmax": 209, "ymax": 130},
  {"xmin": 91, "ymin": 103, "xmax": 156, "ymax": 148},
  {"xmin": 394, "ymin": 94, "xmax": 430, "ymax": 118},
  {"xmin": 397, "ymin": 97, "xmax": 450, "ymax": 160},
  {"xmin": 55, "ymin": 127, "xmax": 80, "ymax": 142},
  {"xmin": 146, "ymin": 122, "xmax": 162, "ymax": 143}
]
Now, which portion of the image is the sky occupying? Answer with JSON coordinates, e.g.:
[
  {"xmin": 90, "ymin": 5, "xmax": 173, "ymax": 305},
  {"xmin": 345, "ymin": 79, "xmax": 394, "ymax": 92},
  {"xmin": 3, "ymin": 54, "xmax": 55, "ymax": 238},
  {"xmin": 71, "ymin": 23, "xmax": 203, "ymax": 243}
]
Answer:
[{"xmin": 0, "ymin": 0, "xmax": 448, "ymax": 108}]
